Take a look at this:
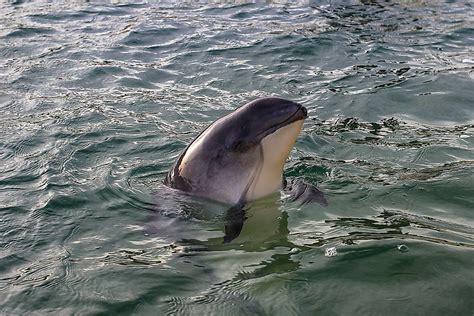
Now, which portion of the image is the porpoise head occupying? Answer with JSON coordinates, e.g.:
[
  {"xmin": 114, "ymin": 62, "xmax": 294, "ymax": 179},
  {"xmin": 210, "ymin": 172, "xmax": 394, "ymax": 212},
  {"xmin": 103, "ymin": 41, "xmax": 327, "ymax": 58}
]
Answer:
[{"xmin": 165, "ymin": 97, "xmax": 308, "ymax": 205}]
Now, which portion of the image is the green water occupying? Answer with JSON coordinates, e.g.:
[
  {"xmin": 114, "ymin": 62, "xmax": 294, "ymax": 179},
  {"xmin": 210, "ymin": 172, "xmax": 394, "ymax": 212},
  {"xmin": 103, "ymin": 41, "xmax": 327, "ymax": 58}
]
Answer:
[{"xmin": 1, "ymin": 1, "xmax": 473, "ymax": 315}]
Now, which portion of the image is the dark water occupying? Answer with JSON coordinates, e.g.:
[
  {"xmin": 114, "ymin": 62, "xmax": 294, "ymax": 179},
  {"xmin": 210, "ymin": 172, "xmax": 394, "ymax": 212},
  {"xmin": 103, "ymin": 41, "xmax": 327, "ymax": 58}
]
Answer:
[{"xmin": 1, "ymin": 1, "xmax": 473, "ymax": 314}]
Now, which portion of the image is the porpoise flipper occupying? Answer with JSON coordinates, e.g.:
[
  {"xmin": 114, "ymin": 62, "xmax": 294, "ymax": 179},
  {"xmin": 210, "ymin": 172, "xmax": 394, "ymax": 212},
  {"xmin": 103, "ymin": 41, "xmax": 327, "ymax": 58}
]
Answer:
[
  {"xmin": 223, "ymin": 203, "xmax": 247, "ymax": 243},
  {"xmin": 284, "ymin": 178, "xmax": 328, "ymax": 206}
]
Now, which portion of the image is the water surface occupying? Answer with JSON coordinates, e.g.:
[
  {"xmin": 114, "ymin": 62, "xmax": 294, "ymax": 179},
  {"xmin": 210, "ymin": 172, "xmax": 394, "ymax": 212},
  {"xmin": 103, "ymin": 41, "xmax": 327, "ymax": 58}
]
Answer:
[{"xmin": 1, "ymin": 1, "xmax": 473, "ymax": 315}]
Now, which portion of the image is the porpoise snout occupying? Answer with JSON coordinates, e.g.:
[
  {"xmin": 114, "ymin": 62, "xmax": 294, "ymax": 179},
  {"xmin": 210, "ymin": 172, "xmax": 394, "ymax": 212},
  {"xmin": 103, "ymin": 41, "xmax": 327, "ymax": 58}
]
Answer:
[{"xmin": 299, "ymin": 104, "xmax": 308, "ymax": 118}]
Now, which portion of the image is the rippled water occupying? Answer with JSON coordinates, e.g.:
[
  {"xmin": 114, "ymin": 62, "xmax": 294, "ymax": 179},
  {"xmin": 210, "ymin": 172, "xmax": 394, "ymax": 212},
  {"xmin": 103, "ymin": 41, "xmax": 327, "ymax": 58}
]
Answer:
[{"xmin": 1, "ymin": 1, "xmax": 473, "ymax": 314}]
